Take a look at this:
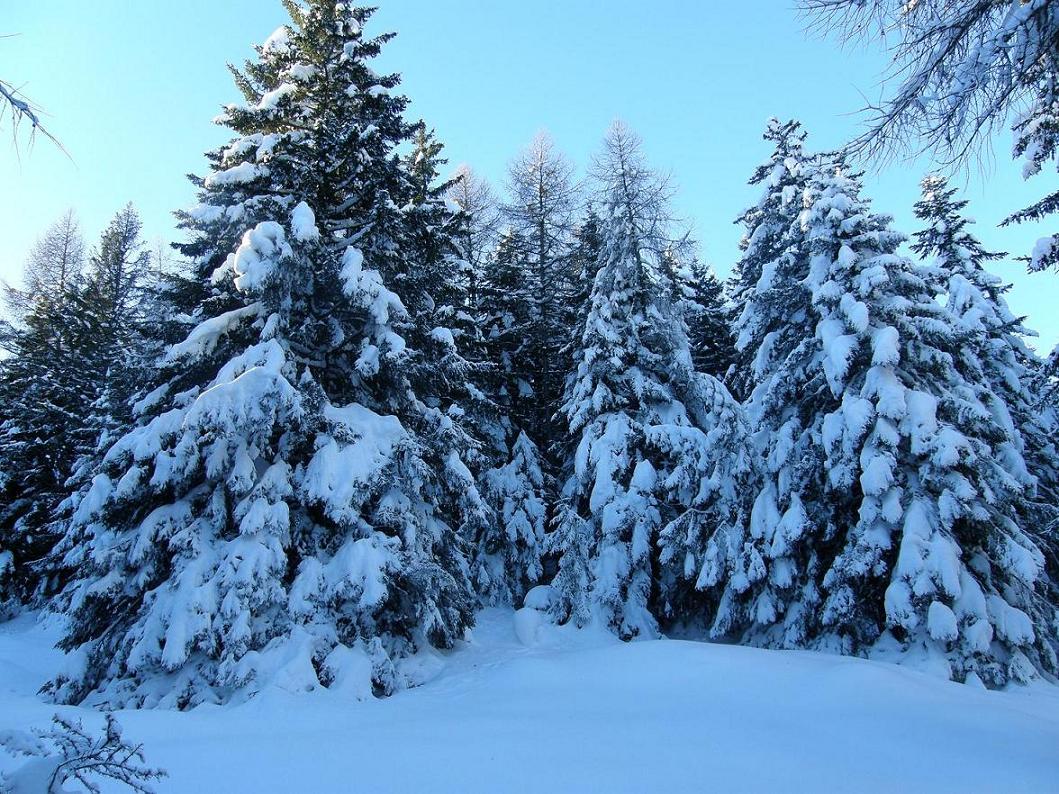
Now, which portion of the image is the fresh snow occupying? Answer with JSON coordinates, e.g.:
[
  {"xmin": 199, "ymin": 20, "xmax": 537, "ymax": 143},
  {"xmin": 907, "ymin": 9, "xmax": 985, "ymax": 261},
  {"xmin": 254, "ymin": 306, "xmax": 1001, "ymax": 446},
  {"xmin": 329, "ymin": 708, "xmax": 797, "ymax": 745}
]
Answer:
[
  {"xmin": 1031, "ymin": 234, "xmax": 1056, "ymax": 271},
  {"xmin": 257, "ymin": 83, "xmax": 298, "ymax": 112},
  {"xmin": 228, "ymin": 222, "xmax": 293, "ymax": 293},
  {"xmin": 203, "ymin": 161, "xmax": 269, "ymax": 189},
  {"xmin": 285, "ymin": 63, "xmax": 317, "ymax": 83},
  {"xmin": 290, "ymin": 201, "xmax": 319, "ymax": 242},
  {"xmin": 166, "ymin": 303, "xmax": 264, "ymax": 361},
  {"xmin": 1, "ymin": 609, "xmax": 1057, "ymax": 793},
  {"xmin": 260, "ymin": 26, "xmax": 290, "ymax": 56}
]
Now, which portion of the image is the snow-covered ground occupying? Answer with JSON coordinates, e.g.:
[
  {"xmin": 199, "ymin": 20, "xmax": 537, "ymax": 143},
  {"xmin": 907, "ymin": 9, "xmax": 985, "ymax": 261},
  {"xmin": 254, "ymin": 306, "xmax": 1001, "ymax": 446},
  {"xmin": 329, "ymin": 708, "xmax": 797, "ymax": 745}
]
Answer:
[{"xmin": 2, "ymin": 608, "xmax": 1058, "ymax": 793}]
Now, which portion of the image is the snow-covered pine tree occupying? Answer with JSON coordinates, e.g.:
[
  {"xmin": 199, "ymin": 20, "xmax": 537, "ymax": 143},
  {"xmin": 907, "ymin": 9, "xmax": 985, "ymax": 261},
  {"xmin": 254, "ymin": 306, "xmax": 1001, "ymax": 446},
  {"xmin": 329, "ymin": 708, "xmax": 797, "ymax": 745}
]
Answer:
[
  {"xmin": 0, "ymin": 282, "xmax": 107, "ymax": 613},
  {"xmin": 461, "ymin": 136, "xmax": 584, "ymax": 606},
  {"xmin": 480, "ymin": 228, "xmax": 536, "ymax": 432},
  {"xmin": 690, "ymin": 135, "xmax": 1058, "ymax": 685},
  {"xmin": 402, "ymin": 123, "xmax": 517, "ymax": 607},
  {"xmin": 503, "ymin": 132, "xmax": 580, "ymax": 464},
  {"xmin": 0, "ymin": 203, "xmax": 161, "ymax": 613},
  {"xmin": 79, "ymin": 205, "xmax": 158, "ymax": 461},
  {"xmin": 913, "ymin": 173, "xmax": 1059, "ymax": 620},
  {"xmin": 564, "ymin": 207, "xmax": 605, "ymax": 350},
  {"xmin": 677, "ymin": 148, "xmax": 825, "ymax": 645},
  {"xmin": 913, "ymin": 174, "xmax": 1059, "ymax": 491},
  {"xmin": 728, "ymin": 118, "xmax": 811, "ymax": 400},
  {"xmin": 90, "ymin": 204, "xmax": 152, "ymax": 348},
  {"xmin": 655, "ymin": 371, "xmax": 756, "ymax": 629},
  {"xmin": 52, "ymin": 2, "xmax": 483, "ymax": 708},
  {"xmin": 550, "ymin": 123, "xmax": 726, "ymax": 638},
  {"xmin": 470, "ymin": 228, "xmax": 548, "ymax": 606},
  {"xmin": 691, "ymin": 125, "xmax": 827, "ymax": 647},
  {"xmin": 666, "ymin": 251, "xmax": 735, "ymax": 380},
  {"xmin": 47, "ymin": 259, "xmax": 199, "ymax": 620},
  {"xmin": 802, "ymin": 162, "xmax": 1055, "ymax": 685},
  {"xmin": 479, "ymin": 430, "xmax": 546, "ymax": 605}
]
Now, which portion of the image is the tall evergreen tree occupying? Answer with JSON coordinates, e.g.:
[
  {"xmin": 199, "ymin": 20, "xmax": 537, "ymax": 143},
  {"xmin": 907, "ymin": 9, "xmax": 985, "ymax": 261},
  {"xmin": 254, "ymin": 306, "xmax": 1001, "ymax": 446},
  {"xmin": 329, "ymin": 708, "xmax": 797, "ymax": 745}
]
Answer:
[
  {"xmin": 913, "ymin": 173, "xmax": 1059, "ymax": 614},
  {"xmin": 550, "ymin": 123, "xmax": 732, "ymax": 637},
  {"xmin": 479, "ymin": 229, "xmax": 536, "ymax": 433},
  {"xmin": 566, "ymin": 206, "xmax": 605, "ymax": 328},
  {"xmin": 0, "ymin": 203, "xmax": 158, "ymax": 613},
  {"xmin": 714, "ymin": 155, "xmax": 1057, "ymax": 686},
  {"xmin": 668, "ymin": 252, "xmax": 735, "ymax": 380},
  {"xmin": 0, "ymin": 282, "xmax": 106, "ymax": 612},
  {"xmin": 728, "ymin": 119, "xmax": 811, "ymax": 400},
  {"xmin": 692, "ymin": 128, "xmax": 825, "ymax": 647},
  {"xmin": 404, "ymin": 123, "xmax": 517, "ymax": 606},
  {"xmin": 81, "ymin": 205, "xmax": 158, "ymax": 452},
  {"xmin": 89, "ymin": 204, "xmax": 152, "ymax": 345},
  {"xmin": 52, "ymin": 3, "xmax": 484, "ymax": 708},
  {"xmin": 503, "ymin": 132, "xmax": 580, "ymax": 462},
  {"xmin": 812, "ymin": 163, "xmax": 1056, "ymax": 685},
  {"xmin": 471, "ymin": 228, "xmax": 547, "ymax": 606}
]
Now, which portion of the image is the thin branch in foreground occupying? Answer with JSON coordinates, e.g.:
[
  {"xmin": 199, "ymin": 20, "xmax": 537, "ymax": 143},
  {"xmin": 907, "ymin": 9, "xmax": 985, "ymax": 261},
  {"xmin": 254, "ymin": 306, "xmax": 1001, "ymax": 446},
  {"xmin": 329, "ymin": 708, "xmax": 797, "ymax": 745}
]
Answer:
[{"xmin": 0, "ymin": 77, "xmax": 68, "ymax": 156}]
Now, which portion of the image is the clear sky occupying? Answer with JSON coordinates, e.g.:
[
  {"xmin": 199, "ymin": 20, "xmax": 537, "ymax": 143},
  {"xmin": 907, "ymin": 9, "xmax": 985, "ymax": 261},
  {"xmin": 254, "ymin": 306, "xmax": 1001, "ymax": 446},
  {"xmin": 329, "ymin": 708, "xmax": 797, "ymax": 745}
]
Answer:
[{"xmin": 4, "ymin": 1, "xmax": 1057, "ymax": 350}]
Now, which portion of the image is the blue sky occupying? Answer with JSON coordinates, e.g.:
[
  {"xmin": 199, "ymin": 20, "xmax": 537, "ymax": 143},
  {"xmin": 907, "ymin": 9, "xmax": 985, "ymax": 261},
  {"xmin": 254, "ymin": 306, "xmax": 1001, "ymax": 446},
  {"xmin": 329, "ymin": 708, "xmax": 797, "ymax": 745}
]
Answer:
[{"xmin": 4, "ymin": 1, "xmax": 1057, "ymax": 350}]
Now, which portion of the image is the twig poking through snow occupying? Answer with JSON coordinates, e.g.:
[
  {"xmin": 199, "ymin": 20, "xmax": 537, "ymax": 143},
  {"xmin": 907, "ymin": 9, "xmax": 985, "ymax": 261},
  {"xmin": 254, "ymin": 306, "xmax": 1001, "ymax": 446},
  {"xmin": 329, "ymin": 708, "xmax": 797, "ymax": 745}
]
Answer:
[{"xmin": 0, "ymin": 713, "xmax": 167, "ymax": 793}]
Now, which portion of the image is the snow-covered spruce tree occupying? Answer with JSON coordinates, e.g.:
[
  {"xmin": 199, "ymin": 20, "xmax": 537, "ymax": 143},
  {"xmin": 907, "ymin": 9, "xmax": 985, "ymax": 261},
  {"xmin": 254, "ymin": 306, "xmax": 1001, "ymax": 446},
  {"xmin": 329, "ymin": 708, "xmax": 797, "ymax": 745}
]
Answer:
[
  {"xmin": 728, "ymin": 118, "xmax": 812, "ymax": 400},
  {"xmin": 77, "ymin": 205, "xmax": 159, "ymax": 464},
  {"xmin": 470, "ymin": 228, "xmax": 548, "ymax": 605},
  {"xmin": 754, "ymin": 159, "xmax": 1050, "ymax": 686},
  {"xmin": 403, "ymin": 124, "xmax": 500, "ymax": 486},
  {"xmin": 51, "ymin": 3, "xmax": 483, "ymax": 708},
  {"xmin": 0, "ymin": 205, "xmax": 158, "ymax": 612},
  {"xmin": 479, "ymin": 430, "xmax": 546, "ymax": 605},
  {"xmin": 89, "ymin": 204, "xmax": 153, "ymax": 347},
  {"xmin": 655, "ymin": 371, "xmax": 756, "ymax": 629},
  {"xmin": 567, "ymin": 206, "xmax": 605, "ymax": 328},
  {"xmin": 689, "ymin": 135, "xmax": 827, "ymax": 647},
  {"xmin": 480, "ymin": 228, "xmax": 536, "ymax": 432},
  {"xmin": 0, "ymin": 283, "xmax": 108, "ymax": 613},
  {"xmin": 467, "ymin": 135, "xmax": 582, "ymax": 603},
  {"xmin": 913, "ymin": 173, "xmax": 1059, "ymax": 609},
  {"xmin": 664, "ymin": 250, "xmax": 735, "ymax": 381},
  {"xmin": 0, "ymin": 213, "xmax": 85, "ymax": 609},
  {"xmin": 503, "ymin": 132, "xmax": 580, "ymax": 462},
  {"xmin": 403, "ymin": 124, "xmax": 520, "ymax": 607},
  {"xmin": 913, "ymin": 173, "xmax": 1059, "ymax": 490},
  {"xmin": 550, "ymin": 123, "xmax": 727, "ymax": 638}
]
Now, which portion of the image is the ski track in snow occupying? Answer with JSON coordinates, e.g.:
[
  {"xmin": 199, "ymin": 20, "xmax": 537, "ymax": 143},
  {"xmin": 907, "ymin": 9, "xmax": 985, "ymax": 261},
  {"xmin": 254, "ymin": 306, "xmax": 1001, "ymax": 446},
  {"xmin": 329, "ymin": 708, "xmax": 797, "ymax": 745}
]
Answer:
[{"xmin": 1, "ymin": 608, "xmax": 1057, "ymax": 793}]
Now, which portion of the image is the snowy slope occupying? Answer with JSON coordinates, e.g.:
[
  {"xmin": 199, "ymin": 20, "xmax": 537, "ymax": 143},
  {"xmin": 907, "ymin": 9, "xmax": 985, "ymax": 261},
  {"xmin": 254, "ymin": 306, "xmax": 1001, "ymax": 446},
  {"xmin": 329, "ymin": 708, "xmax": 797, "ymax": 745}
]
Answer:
[{"xmin": 2, "ymin": 609, "xmax": 1057, "ymax": 793}]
